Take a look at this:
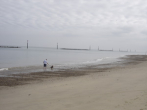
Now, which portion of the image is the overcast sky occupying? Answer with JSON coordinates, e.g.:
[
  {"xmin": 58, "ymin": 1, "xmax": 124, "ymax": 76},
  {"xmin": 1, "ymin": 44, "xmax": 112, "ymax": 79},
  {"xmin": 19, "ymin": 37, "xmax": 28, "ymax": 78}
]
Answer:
[{"xmin": 0, "ymin": 0, "xmax": 147, "ymax": 52}]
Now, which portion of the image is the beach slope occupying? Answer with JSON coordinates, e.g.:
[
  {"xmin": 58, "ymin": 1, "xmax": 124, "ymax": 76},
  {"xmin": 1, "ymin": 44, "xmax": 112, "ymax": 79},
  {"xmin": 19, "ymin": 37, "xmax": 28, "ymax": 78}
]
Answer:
[{"xmin": 0, "ymin": 59, "xmax": 147, "ymax": 110}]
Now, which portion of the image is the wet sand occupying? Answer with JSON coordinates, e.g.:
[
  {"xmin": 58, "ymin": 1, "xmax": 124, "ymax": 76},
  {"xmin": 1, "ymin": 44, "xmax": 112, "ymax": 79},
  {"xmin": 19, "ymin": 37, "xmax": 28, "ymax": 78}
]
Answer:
[{"xmin": 0, "ymin": 55, "xmax": 147, "ymax": 110}]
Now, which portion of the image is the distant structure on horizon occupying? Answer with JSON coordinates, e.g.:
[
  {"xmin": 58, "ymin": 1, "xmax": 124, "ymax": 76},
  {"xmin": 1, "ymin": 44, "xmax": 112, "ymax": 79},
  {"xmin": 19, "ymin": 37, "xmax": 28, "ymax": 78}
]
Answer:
[
  {"xmin": 57, "ymin": 43, "xmax": 58, "ymax": 49},
  {"xmin": 0, "ymin": 46, "xmax": 20, "ymax": 48},
  {"xmin": 119, "ymin": 49, "xmax": 128, "ymax": 52},
  {"xmin": 98, "ymin": 46, "xmax": 113, "ymax": 51},
  {"xmin": 61, "ymin": 48, "xmax": 88, "ymax": 51},
  {"xmin": 89, "ymin": 46, "xmax": 91, "ymax": 50},
  {"xmin": 27, "ymin": 40, "xmax": 28, "ymax": 49}
]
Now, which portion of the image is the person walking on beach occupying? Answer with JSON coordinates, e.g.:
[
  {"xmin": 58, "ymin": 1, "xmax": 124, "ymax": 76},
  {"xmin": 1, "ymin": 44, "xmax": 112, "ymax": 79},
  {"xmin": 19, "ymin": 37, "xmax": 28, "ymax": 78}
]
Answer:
[{"xmin": 43, "ymin": 59, "xmax": 48, "ymax": 71}]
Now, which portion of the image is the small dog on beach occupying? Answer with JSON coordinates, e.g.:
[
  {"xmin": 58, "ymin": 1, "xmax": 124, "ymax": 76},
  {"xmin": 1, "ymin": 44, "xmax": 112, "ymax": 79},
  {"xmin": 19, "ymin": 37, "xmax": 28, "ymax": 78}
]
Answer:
[{"xmin": 50, "ymin": 65, "xmax": 53, "ymax": 69}]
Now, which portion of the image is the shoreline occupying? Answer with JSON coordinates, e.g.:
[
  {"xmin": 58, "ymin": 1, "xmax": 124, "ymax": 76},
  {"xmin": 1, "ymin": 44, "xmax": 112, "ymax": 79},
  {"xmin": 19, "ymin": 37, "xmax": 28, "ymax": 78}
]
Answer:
[
  {"xmin": 0, "ymin": 54, "xmax": 122, "ymax": 75},
  {"xmin": 0, "ymin": 55, "xmax": 146, "ymax": 87}
]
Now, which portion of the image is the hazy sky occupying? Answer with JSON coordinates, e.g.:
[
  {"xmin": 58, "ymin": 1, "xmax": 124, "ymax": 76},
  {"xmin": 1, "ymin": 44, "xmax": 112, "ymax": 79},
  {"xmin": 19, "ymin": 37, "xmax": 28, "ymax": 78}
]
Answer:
[{"xmin": 0, "ymin": 0, "xmax": 147, "ymax": 52}]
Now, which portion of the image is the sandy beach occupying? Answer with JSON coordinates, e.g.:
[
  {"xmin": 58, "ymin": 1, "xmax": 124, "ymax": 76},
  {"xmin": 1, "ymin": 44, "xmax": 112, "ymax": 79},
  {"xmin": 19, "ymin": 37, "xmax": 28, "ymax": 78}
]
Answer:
[{"xmin": 0, "ymin": 55, "xmax": 147, "ymax": 110}]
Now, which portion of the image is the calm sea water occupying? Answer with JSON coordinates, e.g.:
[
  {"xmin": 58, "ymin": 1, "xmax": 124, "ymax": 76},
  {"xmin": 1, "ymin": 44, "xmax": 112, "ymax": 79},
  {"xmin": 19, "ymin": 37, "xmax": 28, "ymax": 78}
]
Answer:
[{"xmin": 0, "ymin": 47, "xmax": 144, "ymax": 75}]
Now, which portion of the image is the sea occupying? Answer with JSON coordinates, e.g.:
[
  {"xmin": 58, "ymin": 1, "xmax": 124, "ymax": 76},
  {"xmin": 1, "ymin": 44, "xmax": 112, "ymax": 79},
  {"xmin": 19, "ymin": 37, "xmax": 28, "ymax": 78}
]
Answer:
[{"xmin": 0, "ymin": 47, "xmax": 144, "ymax": 76}]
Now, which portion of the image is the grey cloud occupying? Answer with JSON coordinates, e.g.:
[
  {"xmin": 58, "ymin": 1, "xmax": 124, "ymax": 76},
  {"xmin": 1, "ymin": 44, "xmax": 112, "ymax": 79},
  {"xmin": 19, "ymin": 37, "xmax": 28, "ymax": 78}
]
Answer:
[
  {"xmin": 141, "ymin": 30, "xmax": 147, "ymax": 36},
  {"xmin": 1, "ymin": 0, "xmax": 147, "ymax": 29},
  {"xmin": 118, "ymin": 27, "xmax": 133, "ymax": 33}
]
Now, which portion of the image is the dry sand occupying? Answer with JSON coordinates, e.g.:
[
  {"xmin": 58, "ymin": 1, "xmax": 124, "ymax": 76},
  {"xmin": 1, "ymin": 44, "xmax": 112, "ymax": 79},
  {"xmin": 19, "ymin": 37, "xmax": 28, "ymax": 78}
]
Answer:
[{"xmin": 0, "ymin": 55, "xmax": 147, "ymax": 110}]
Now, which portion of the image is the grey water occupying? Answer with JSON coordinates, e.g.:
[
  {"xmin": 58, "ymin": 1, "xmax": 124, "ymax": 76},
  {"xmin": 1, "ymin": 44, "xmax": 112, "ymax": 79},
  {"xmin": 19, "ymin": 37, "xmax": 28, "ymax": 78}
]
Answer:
[{"xmin": 0, "ymin": 47, "xmax": 144, "ymax": 76}]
